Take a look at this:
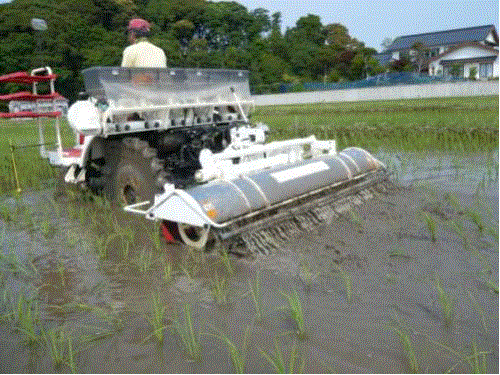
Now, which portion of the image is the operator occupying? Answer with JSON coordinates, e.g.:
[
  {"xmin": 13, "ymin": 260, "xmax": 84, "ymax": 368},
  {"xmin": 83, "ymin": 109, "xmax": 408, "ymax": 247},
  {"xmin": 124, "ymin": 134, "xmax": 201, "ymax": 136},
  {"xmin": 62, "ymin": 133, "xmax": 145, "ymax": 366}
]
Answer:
[{"xmin": 122, "ymin": 18, "xmax": 167, "ymax": 68}]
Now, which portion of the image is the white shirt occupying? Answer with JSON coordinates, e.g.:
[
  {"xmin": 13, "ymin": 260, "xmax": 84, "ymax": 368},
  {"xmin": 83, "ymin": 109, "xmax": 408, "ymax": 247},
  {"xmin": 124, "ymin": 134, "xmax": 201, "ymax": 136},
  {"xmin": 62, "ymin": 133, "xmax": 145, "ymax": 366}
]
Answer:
[{"xmin": 121, "ymin": 39, "xmax": 167, "ymax": 68}]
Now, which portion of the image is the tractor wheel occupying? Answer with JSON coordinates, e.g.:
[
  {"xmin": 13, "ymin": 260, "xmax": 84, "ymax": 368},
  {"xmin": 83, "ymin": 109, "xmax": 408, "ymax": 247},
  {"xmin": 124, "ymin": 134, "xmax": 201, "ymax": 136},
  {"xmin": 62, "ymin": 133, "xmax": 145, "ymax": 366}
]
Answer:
[
  {"xmin": 177, "ymin": 224, "xmax": 211, "ymax": 249},
  {"xmin": 105, "ymin": 137, "xmax": 165, "ymax": 206}
]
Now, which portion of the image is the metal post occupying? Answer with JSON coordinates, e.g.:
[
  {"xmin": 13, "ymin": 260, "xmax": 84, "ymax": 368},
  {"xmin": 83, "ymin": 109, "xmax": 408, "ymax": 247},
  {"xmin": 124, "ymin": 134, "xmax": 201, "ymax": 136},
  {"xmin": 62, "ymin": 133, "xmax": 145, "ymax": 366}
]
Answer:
[{"xmin": 8, "ymin": 139, "xmax": 22, "ymax": 194}]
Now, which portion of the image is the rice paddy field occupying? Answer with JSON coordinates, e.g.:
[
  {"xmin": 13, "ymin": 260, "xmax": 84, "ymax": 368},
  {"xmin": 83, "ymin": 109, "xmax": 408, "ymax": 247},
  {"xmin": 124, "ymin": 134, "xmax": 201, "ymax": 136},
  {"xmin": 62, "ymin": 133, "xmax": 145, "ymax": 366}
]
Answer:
[{"xmin": 0, "ymin": 95, "xmax": 498, "ymax": 373}]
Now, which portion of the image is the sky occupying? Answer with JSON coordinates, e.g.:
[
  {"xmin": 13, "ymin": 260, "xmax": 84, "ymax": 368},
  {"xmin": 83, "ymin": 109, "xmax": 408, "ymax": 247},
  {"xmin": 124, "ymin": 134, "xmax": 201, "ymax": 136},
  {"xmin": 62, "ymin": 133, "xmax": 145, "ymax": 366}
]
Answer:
[
  {"xmin": 235, "ymin": 0, "xmax": 499, "ymax": 51},
  {"xmin": 0, "ymin": 0, "xmax": 498, "ymax": 52}
]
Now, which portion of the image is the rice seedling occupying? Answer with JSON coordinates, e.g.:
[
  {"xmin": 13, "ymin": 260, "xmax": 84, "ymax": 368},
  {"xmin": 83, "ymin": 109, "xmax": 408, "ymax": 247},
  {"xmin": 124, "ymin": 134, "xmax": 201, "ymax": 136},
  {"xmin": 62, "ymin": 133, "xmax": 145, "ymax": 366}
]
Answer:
[
  {"xmin": 258, "ymin": 337, "xmax": 305, "ymax": 374},
  {"xmin": 423, "ymin": 334, "xmax": 490, "ymax": 373},
  {"xmin": 388, "ymin": 248, "xmax": 412, "ymax": 259},
  {"xmin": 163, "ymin": 261, "xmax": 173, "ymax": 283},
  {"xmin": 172, "ymin": 304, "xmax": 202, "ymax": 361},
  {"xmin": 0, "ymin": 248, "xmax": 30, "ymax": 276},
  {"xmin": 42, "ymin": 326, "xmax": 73, "ymax": 368},
  {"xmin": 144, "ymin": 293, "xmax": 168, "ymax": 343},
  {"xmin": 446, "ymin": 219, "xmax": 470, "ymax": 251},
  {"xmin": 388, "ymin": 325, "xmax": 419, "ymax": 373},
  {"xmin": 419, "ymin": 211, "xmax": 437, "ymax": 242},
  {"xmin": 94, "ymin": 235, "xmax": 108, "ymax": 260},
  {"xmin": 331, "ymin": 262, "xmax": 353, "ymax": 303},
  {"xmin": 210, "ymin": 269, "xmax": 230, "ymax": 306},
  {"xmin": 278, "ymin": 289, "xmax": 307, "ymax": 340},
  {"xmin": 248, "ymin": 270, "xmax": 263, "ymax": 322},
  {"xmin": 11, "ymin": 293, "xmax": 41, "ymax": 346},
  {"xmin": 135, "ymin": 248, "xmax": 155, "ymax": 273},
  {"xmin": 434, "ymin": 276, "xmax": 454, "ymax": 328},
  {"xmin": 467, "ymin": 290, "xmax": 488, "ymax": 334},
  {"xmin": 0, "ymin": 201, "xmax": 14, "ymax": 222},
  {"xmin": 146, "ymin": 221, "xmax": 163, "ymax": 252},
  {"xmin": 206, "ymin": 326, "xmax": 250, "ymax": 373},
  {"xmin": 298, "ymin": 259, "xmax": 319, "ymax": 292},
  {"xmin": 40, "ymin": 215, "xmax": 57, "ymax": 239},
  {"xmin": 348, "ymin": 209, "xmax": 364, "ymax": 229},
  {"xmin": 218, "ymin": 250, "xmax": 233, "ymax": 275},
  {"xmin": 465, "ymin": 207, "xmax": 486, "ymax": 233}
]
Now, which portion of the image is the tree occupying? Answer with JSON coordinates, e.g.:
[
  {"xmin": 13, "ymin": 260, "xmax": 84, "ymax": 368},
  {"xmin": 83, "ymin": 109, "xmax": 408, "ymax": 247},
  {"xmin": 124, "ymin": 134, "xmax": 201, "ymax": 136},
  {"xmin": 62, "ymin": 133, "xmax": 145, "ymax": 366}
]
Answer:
[
  {"xmin": 380, "ymin": 37, "xmax": 393, "ymax": 51},
  {"xmin": 410, "ymin": 41, "xmax": 428, "ymax": 73}
]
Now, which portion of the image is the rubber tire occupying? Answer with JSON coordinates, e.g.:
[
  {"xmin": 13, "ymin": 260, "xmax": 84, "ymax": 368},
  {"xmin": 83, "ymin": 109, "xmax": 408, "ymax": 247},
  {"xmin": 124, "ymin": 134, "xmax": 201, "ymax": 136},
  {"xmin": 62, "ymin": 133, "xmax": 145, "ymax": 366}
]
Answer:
[{"xmin": 105, "ymin": 138, "xmax": 159, "ymax": 206}]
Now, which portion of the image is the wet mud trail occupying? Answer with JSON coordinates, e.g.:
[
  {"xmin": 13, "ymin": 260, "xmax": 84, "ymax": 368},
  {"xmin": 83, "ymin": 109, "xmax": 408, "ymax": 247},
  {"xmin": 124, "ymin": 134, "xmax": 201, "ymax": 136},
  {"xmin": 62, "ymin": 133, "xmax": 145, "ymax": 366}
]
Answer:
[{"xmin": 0, "ymin": 151, "xmax": 498, "ymax": 373}]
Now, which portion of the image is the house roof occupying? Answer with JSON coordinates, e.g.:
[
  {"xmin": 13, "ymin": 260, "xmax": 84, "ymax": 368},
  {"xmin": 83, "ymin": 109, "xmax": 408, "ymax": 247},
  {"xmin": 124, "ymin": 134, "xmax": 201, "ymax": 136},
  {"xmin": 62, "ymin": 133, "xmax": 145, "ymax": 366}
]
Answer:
[
  {"xmin": 386, "ymin": 25, "xmax": 498, "ymax": 52},
  {"xmin": 428, "ymin": 41, "xmax": 499, "ymax": 63}
]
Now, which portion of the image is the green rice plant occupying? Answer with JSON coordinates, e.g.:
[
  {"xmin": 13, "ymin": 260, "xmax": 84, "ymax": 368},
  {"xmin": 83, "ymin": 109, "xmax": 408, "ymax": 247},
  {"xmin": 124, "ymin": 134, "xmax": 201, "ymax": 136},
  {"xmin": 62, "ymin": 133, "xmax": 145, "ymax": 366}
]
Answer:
[
  {"xmin": 219, "ymin": 250, "xmax": 233, "ymax": 275},
  {"xmin": 145, "ymin": 293, "xmax": 168, "ymax": 343},
  {"xmin": 41, "ymin": 327, "xmax": 78, "ymax": 373},
  {"xmin": 40, "ymin": 215, "xmax": 57, "ymax": 239},
  {"xmin": 434, "ymin": 276, "xmax": 454, "ymax": 327},
  {"xmin": 0, "ymin": 201, "xmax": 14, "ymax": 222},
  {"xmin": 388, "ymin": 248, "xmax": 412, "ymax": 259},
  {"xmin": 446, "ymin": 219, "xmax": 470, "ymax": 251},
  {"xmin": 465, "ymin": 207, "xmax": 486, "ymax": 233},
  {"xmin": 94, "ymin": 235, "xmax": 108, "ymax": 260},
  {"xmin": 424, "ymin": 334, "xmax": 490, "ymax": 374},
  {"xmin": 444, "ymin": 193, "xmax": 462, "ymax": 212},
  {"xmin": 172, "ymin": 304, "xmax": 201, "ymax": 361},
  {"xmin": 298, "ymin": 259, "xmax": 319, "ymax": 291},
  {"xmin": 258, "ymin": 337, "xmax": 305, "ymax": 374},
  {"xmin": 419, "ymin": 211, "xmax": 437, "ymax": 242},
  {"xmin": 206, "ymin": 326, "xmax": 250, "ymax": 373},
  {"xmin": 278, "ymin": 289, "xmax": 307, "ymax": 340},
  {"xmin": 163, "ymin": 261, "xmax": 173, "ymax": 283},
  {"xmin": 42, "ymin": 327, "xmax": 68, "ymax": 367},
  {"xmin": 349, "ymin": 209, "xmax": 364, "ymax": 229},
  {"xmin": 332, "ymin": 263, "xmax": 353, "ymax": 303},
  {"xmin": 11, "ymin": 293, "xmax": 41, "ymax": 346},
  {"xmin": 135, "ymin": 248, "xmax": 155, "ymax": 272},
  {"xmin": 146, "ymin": 221, "xmax": 163, "ymax": 252},
  {"xmin": 467, "ymin": 290, "xmax": 488, "ymax": 334},
  {"xmin": 0, "ymin": 248, "xmax": 30, "ymax": 276},
  {"xmin": 210, "ymin": 269, "xmax": 230, "ymax": 306},
  {"xmin": 248, "ymin": 270, "xmax": 263, "ymax": 322},
  {"xmin": 390, "ymin": 325, "xmax": 419, "ymax": 373}
]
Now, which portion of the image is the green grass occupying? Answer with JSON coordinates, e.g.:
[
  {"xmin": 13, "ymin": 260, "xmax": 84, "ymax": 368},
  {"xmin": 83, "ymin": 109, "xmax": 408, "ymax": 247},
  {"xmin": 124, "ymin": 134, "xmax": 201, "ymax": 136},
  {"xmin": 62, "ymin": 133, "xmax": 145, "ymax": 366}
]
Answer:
[
  {"xmin": 0, "ymin": 96, "xmax": 497, "ymax": 194},
  {"xmin": 253, "ymin": 96, "xmax": 498, "ymax": 152},
  {"xmin": 0, "ymin": 118, "xmax": 74, "ymax": 193}
]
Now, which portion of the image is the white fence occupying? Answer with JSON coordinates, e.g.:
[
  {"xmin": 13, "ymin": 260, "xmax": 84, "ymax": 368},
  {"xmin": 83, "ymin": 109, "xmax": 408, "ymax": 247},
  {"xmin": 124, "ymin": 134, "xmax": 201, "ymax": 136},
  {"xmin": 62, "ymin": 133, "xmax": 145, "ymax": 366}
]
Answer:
[{"xmin": 252, "ymin": 80, "xmax": 499, "ymax": 106}]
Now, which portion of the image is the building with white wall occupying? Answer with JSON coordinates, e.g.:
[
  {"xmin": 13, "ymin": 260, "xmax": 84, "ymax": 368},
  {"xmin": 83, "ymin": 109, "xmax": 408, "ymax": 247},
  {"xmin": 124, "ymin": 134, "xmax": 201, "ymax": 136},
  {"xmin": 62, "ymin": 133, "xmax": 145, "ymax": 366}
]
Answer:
[{"xmin": 375, "ymin": 25, "xmax": 499, "ymax": 78}]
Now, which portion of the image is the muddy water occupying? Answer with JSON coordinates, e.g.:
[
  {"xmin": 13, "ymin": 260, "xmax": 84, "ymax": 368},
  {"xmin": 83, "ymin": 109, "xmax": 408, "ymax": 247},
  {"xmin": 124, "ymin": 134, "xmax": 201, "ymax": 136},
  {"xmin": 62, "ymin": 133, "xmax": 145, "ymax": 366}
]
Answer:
[{"xmin": 0, "ymin": 150, "xmax": 498, "ymax": 373}]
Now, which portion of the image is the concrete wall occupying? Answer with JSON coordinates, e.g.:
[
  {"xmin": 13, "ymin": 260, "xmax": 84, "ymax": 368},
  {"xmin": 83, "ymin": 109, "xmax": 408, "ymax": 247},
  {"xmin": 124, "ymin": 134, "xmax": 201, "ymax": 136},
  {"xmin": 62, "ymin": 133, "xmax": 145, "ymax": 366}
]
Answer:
[{"xmin": 252, "ymin": 80, "xmax": 499, "ymax": 107}]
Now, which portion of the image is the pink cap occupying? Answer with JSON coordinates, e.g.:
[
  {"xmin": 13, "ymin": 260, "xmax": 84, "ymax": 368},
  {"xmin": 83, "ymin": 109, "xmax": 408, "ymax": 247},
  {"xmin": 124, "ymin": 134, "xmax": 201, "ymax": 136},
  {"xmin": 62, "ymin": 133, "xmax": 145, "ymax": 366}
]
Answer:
[{"xmin": 127, "ymin": 18, "xmax": 150, "ymax": 32}]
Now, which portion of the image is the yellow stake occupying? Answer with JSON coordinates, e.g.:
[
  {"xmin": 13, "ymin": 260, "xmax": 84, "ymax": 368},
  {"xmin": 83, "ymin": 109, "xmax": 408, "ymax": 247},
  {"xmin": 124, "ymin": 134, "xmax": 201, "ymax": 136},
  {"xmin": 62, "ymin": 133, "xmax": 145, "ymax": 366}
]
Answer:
[{"xmin": 8, "ymin": 139, "xmax": 22, "ymax": 194}]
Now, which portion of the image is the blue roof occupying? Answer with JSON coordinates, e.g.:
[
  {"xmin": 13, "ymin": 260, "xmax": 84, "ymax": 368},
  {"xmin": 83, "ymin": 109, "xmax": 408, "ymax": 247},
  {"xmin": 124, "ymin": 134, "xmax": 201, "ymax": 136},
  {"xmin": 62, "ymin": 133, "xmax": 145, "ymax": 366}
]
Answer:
[{"xmin": 386, "ymin": 25, "xmax": 497, "ymax": 51}]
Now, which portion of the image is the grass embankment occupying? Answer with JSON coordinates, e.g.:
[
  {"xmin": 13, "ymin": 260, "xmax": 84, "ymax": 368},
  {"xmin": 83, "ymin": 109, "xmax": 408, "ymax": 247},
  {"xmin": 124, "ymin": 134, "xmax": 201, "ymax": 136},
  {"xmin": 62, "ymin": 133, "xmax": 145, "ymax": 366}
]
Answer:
[
  {"xmin": 253, "ymin": 95, "xmax": 499, "ymax": 151},
  {"xmin": 0, "ymin": 96, "xmax": 498, "ymax": 194},
  {"xmin": 0, "ymin": 118, "xmax": 74, "ymax": 193}
]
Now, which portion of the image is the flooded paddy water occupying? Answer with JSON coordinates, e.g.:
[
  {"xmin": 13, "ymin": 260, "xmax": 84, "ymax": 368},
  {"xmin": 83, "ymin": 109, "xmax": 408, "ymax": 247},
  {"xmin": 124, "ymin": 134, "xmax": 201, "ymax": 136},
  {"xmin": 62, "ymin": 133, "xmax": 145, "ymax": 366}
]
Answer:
[{"xmin": 0, "ymin": 149, "xmax": 497, "ymax": 373}]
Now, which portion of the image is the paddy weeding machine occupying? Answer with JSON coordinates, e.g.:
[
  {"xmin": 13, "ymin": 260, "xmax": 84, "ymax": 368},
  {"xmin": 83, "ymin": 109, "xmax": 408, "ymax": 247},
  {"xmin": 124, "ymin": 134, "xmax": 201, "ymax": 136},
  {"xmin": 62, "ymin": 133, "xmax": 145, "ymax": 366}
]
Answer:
[{"xmin": 9, "ymin": 66, "xmax": 388, "ymax": 254}]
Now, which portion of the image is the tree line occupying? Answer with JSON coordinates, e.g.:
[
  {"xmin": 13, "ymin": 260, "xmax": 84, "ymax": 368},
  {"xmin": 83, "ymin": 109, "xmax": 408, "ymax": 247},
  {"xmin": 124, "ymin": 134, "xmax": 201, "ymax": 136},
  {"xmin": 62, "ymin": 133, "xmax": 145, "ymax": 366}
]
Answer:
[{"xmin": 0, "ymin": 0, "xmax": 388, "ymax": 101}]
